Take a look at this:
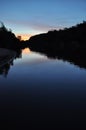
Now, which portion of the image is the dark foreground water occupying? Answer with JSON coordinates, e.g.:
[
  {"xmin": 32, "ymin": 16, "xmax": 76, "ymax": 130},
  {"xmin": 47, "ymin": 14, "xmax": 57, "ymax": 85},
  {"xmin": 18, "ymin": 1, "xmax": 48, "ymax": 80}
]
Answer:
[{"xmin": 0, "ymin": 48, "xmax": 86, "ymax": 129}]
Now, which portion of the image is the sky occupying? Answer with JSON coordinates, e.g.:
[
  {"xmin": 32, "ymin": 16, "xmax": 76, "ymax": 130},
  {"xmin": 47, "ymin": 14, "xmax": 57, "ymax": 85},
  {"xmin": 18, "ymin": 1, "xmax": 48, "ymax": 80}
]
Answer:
[{"xmin": 0, "ymin": 0, "xmax": 86, "ymax": 40}]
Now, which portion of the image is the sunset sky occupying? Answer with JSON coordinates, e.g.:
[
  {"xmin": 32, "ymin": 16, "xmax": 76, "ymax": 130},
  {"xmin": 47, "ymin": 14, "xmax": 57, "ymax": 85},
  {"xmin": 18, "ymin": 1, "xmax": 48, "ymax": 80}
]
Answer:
[{"xmin": 0, "ymin": 0, "xmax": 86, "ymax": 40}]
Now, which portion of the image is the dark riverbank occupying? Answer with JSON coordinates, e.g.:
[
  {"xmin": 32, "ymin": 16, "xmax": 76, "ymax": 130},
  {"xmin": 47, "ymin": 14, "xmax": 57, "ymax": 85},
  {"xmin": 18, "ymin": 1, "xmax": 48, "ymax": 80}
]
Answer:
[{"xmin": 0, "ymin": 48, "xmax": 16, "ymax": 66}]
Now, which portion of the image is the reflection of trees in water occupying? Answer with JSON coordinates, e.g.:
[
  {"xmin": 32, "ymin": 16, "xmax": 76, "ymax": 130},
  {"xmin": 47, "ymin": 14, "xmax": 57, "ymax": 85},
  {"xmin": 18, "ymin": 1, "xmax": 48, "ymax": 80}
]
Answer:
[
  {"xmin": 0, "ymin": 61, "xmax": 13, "ymax": 77},
  {"xmin": 0, "ymin": 49, "xmax": 22, "ymax": 77},
  {"xmin": 15, "ymin": 49, "xmax": 22, "ymax": 59},
  {"xmin": 30, "ymin": 47, "xmax": 86, "ymax": 70}
]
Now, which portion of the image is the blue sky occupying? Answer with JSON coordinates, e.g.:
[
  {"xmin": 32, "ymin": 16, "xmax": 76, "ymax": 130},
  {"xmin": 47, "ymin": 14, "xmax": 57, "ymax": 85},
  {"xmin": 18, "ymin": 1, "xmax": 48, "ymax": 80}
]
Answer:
[{"xmin": 0, "ymin": 0, "xmax": 86, "ymax": 39}]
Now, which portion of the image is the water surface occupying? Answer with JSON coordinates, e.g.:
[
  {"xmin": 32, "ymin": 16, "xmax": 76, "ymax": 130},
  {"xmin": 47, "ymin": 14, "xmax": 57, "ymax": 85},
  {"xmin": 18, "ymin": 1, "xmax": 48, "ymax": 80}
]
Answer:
[{"xmin": 0, "ymin": 48, "xmax": 86, "ymax": 128}]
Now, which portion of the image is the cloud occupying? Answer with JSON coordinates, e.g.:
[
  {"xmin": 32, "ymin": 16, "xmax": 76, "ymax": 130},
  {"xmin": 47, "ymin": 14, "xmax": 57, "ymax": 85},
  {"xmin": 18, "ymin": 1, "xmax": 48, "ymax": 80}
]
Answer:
[{"xmin": 6, "ymin": 19, "xmax": 63, "ymax": 32}]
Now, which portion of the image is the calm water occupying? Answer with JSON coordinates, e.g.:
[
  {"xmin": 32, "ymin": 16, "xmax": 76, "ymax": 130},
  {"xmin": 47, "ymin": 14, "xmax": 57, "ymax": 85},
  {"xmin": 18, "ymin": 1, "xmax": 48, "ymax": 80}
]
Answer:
[{"xmin": 0, "ymin": 48, "xmax": 86, "ymax": 128}]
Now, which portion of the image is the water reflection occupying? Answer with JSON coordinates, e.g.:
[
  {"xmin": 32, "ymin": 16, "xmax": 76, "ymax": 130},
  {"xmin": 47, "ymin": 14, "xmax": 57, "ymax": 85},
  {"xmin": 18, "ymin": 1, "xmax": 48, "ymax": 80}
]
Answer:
[
  {"xmin": 22, "ymin": 48, "xmax": 30, "ymax": 54},
  {"xmin": 30, "ymin": 47, "xmax": 86, "ymax": 69},
  {"xmin": 0, "ymin": 49, "xmax": 22, "ymax": 77},
  {"xmin": 0, "ymin": 48, "xmax": 86, "ymax": 128},
  {"xmin": 0, "ymin": 61, "xmax": 13, "ymax": 77},
  {"xmin": 0, "ymin": 47, "xmax": 86, "ymax": 77}
]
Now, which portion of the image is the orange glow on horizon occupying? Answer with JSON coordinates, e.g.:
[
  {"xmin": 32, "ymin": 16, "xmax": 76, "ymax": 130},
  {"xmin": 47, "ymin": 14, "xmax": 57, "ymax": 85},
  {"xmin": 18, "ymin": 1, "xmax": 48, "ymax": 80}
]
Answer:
[{"xmin": 16, "ymin": 34, "xmax": 32, "ymax": 41}]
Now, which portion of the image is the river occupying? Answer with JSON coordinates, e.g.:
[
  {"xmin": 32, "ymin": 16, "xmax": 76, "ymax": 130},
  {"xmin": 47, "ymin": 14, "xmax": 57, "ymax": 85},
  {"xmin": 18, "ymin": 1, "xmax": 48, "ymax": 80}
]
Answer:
[{"xmin": 0, "ymin": 48, "xmax": 86, "ymax": 129}]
